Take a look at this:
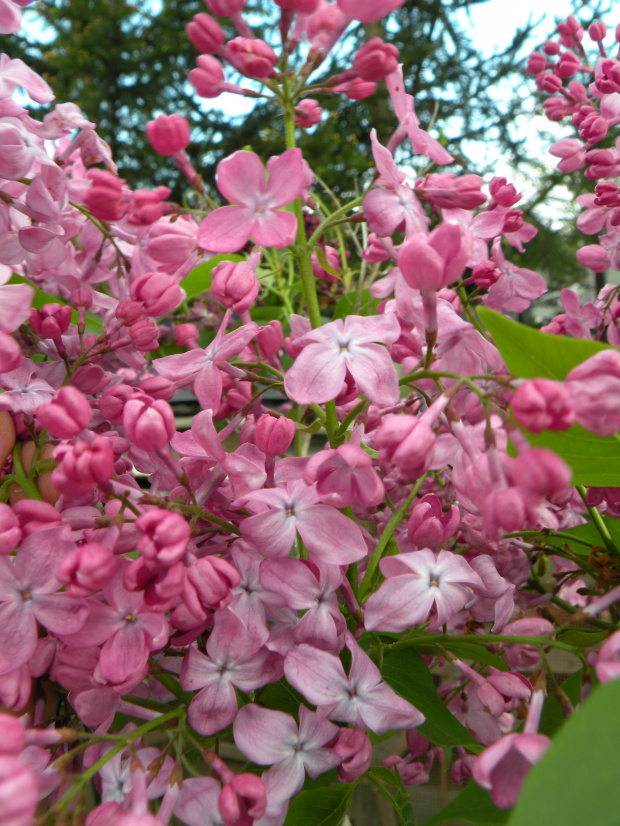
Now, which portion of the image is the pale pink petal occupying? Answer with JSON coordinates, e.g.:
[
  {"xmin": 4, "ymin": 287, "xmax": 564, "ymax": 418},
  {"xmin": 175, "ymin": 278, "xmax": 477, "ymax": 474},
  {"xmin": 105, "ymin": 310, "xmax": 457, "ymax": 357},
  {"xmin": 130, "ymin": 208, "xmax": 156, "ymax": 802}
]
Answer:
[
  {"xmin": 264, "ymin": 149, "xmax": 305, "ymax": 207},
  {"xmin": 217, "ymin": 151, "xmax": 267, "ymax": 205},
  {"xmin": 285, "ymin": 343, "xmax": 346, "ymax": 405},
  {"xmin": 33, "ymin": 594, "xmax": 89, "ymax": 635},
  {"xmin": 0, "ymin": 0, "xmax": 21, "ymax": 34},
  {"xmin": 241, "ymin": 509, "xmax": 297, "ymax": 557},
  {"xmin": 197, "ymin": 205, "xmax": 254, "ymax": 253},
  {"xmin": 364, "ymin": 576, "xmax": 435, "ymax": 631},
  {"xmin": 233, "ymin": 704, "xmax": 298, "ymax": 764},
  {"xmin": 0, "ymin": 601, "xmax": 36, "ymax": 675},
  {"xmin": 0, "ymin": 57, "xmax": 55, "ymax": 103},
  {"xmin": 188, "ymin": 679, "xmax": 238, "ymax": 736},
  {"xmin": 346, "ymin": 342, "xmax": 400, "ymax": 405},
  {"xmin": 0, "ymin": 284, "xmax": 34, "ymax": 333},
  {"xmin": 284, "ymin": 644, "xmax": 346, "ymax": 706},
  {"xmin": 295, "ymin": 505, "xmax": 367, "ymax": 565},
  {"xmin": 98, "ymin": 625, "xmax": 150, "ymax": 682},
  {"xmin": 252, "ymin": 210, "xmax": 298, "ymax": 249}
]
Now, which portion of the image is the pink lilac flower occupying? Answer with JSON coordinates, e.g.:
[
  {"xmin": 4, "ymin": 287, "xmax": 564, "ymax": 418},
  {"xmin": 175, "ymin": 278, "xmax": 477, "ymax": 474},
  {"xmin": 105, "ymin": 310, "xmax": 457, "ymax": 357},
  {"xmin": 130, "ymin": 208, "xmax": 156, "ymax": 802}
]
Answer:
[
  {"xmin": 484, "ymin": 238, "xmax": 547, "ymax": 313},
  {"xmin": 364, "ymin": 549, "xmax": 483, "ymax": 632},
  {"xmin": 284, "ymin": 312, "xmax": 401, "ymax": 405},
  {"xmin": 233, "ymin": 704, "xmax": 341, "ymax": 809},
  {"xmin": 0, "ymin": 526, "xmax": 89, "ymax": 676},
  {"xmin": 284, "ymin": 632, "xmax": 425, "ymax": 734},
  {"xmin": 197, "ymin": 149, "xmax": 305, "ymax": 253},
  {"xmin": 235, "ymin": 479, "xmax": 368, "ymax": 566}
]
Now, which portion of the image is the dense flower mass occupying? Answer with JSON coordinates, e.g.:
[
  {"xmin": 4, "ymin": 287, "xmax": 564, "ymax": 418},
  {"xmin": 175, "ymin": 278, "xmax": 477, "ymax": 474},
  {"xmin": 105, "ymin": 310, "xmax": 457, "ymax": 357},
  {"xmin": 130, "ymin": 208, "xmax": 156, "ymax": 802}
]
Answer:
[{"xmin": 1, "ymin": 5, "xmax": 620, "ymax": 826}]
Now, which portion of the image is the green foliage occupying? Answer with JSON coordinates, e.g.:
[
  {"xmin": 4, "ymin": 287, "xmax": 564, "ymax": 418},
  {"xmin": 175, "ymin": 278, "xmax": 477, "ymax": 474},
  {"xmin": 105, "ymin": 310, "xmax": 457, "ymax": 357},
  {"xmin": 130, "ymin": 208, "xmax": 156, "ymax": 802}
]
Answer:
[
  {"xmin": 423, "ymin": 781, "xmax": 510, "ymax": 826},
  {"xmin": 282, "ymin": 784, "xmax": 355, "ymax": 826},
  {"xmin": 509, "ymin": 679, "xmax": 620, "ymax": 826}
]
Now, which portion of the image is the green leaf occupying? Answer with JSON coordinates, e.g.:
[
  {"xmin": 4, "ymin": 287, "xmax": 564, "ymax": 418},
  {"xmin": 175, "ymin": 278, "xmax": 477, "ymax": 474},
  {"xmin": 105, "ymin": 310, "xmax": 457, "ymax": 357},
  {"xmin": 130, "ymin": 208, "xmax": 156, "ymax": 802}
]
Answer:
[
  {"xmin": 555, "ymin": 629, "xmax": 608, "ymax": 648},
  {"xmin": 538, "ymin": 670, "xmax": 584, "ymax": 737},
  {"xmin": 179, "ymin": 255, "xmax": 243, "ymax": 300},
  {"xmin": 477, "ymin": 307, "xmax": 611, "ymax": 381},
  {"xmin": 258, "ymin": 678, "xmax": 306, "ymax": 718},
  {"xmin": 433, "ymin": 639, "xmax": 508, "ymax": 671},
  {"xmin": 282, "ymin": 784, "xmax": 354, "ymax": 826},
  {"xmin": 526, "ymin": 426, "xmax": 620, "ymax": 488},
  {"xmin": 381, "ymin": 648, "xmax": 480, "ymax": 749},
  {"xmin": 509, "ymin": 679, "xmax": 620, "ymax": 826},
  {"xmin": 423, "ymin": 781, "xmax": 509, "ymax": 826},
  {"xmin": 9, "ymin": 273, "xmax": 103, "ymax": 330}
]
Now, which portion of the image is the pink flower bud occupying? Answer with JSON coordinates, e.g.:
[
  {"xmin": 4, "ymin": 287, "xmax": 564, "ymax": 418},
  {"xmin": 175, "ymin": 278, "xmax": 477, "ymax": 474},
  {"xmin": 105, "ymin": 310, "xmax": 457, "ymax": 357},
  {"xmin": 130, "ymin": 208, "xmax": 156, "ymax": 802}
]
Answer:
[
  {"xmin": 99, "ymin": 385, "xmax": 142, "ymax": 425},
  {"xmin": 57, "ymin": 542, "xmax": 117, "ymax": 596},
  {"xmin": 596, "ymin": 58, "xmax": 620, "ymax": 94},
  {"xmin": 489, "ymin": 176, "xmax": 520, "ymax": 208},
  {"xmin": 471, "ymin": 260, "xmax": 501, "ymax": 288},
  {"xmin": 0, "ymin": 332, "xmax": 23, "ymax": 373},
  {"xmin": 71, "ymin": 287, "xmax": 93, "ymax": 310},
  {"xmin": 254, "ymin": 414, "xmax": 296, "ymax": 456},
  {"xmin": 332, "ymin": 74, "xmax": 377, "ymax": 100},
  {"xmin": 399, "ymin": 222, "xmax": 469, "ymax": 292},
  {"xmin": 186, "ymin": 555, "xmax": 241, "ymax": 610},
  {"xmin": 129, "ymin": 318, "xmax": 161, "ymax": 352},
  {"xmin": 589, "ymin": 21, "xmax": 607, "ymax": 42},
  {"xmin": 526, "ymin": 52, "xmax": 547, "ymax": 74},
  {"xmin": 537, "ymin": 70, "xmax": 562, "ymax": 93},
  {"xmin": 146, "ymin": 114, "xmax": 191, "ymax": 156},
  {"xmin": 131, "ymin": 272, "xmax": 183, "ymax": 317},
  {"xmin": 139, "ymin": 375, "xmax": 174, "ymax": 400},
  {"xmin": 206, "ymin": 0, "xmax": 246, "ymax": 16},
  {"xmin": 218, "ymin": 773, "xmax": 267, "ymax": 826},
  {"xmin": 293, "ymin": 98, "xmax": 322, "ymax": 128},
  {"xmin": 376, "ymin": 415, "xmax": 437, "ymax": 479},
  {"xmin": 353, "ymin": 37, "xmax": 399, "ymax": 81},
  {"xmin": 334, "ymin": 727, "xmax": 372, "ymax": 782},
  {"xmin": 211, "ymin": 260, "xmax": 260, "ymax": 313},
  {"xmin": 543, "ymin": 39, "xmax": 560, "ymax": 55},
  {"xmin": 576, "ymin": 244, "xmax": 611, "ymax": 272},
  {"xmin": 126, "ymin": 187, "xmax": 171, "ymax": 226},
  {"xmin": 407, "ymin": 493, "xmax": 459, "ymax": 547},
  {"xmin": 189, "ymin": 55, "xmax": 226, "ymax": 98},
  {"xmin": 555, "ymin": 50, "xmax": 580, "ymax": 78},
  {"xmin": 186, "ymin": 13, "xmax": 226, "ymax": 54},
  {"xmin": 166, "ymin": 325, "xmax": 195, "ymax": 354},
  {"xmin": 227, "ymin": 37, "xmax": 278, "ymax": 80},
  {"xmin": 37, "ymin": 386, "xmax": 92, "ymax": 439},
  {"xmin": 136, "ymin": 509, "xmax": 190, "ymax": 567},
  {"xmin": 304, "ymin": 443, "xmax": 384, "ymax": 508},
  {"xmin": 0, "ymin": 503, "xmax": 21, "ymax": 555},
  {"xmin": 558, "ymin": 15, "xmax": 583, "ymax": 45},
  {"xmin": 0, "ymin": 755, "xmax": 38, "ymax": 826},
  {"xmin": 123, "ymin": 397, "xmax": 176, "ymax": 451},
  {"xmin": 250, "ymin": 323, "xmax": 280, "ymax": 364},
  {"xmin": 0, "ymin": 713, "xmax": 26, "ymax": 755},
  {"xmin": 513, "ymin": 447, "xmax": 571, "ymax": 501},
  {"xmin": 512, "ymin": 378, "xmax": 574, "ymax": 434},
  {"xmin": 52, "ymin": 436, "xmax": 116, "ymax": 494},
  {"xmin": 566, "ymin": 349, "xmax": 620, "ymax": 436},
  {"xmin": 30, "ymin": 303, "xmax": 72, "ymax": 339},
  {"xmin": 275, "ymin": 0, "xmax": 319, "ymax": 12},
  {"xmin": 12, "ymin": 499, "xmax": 61, "ymax": 537},
  {"xmin": 116, "ymin": 299, "xmax": 146, "ymax": 326},
  {"xmin": 83, "ymin": 169, "xmax": 128, "ymax": 222},
  {"xmin": 579, "ymin": 114, "xmax": 608, "ymax": 143}
]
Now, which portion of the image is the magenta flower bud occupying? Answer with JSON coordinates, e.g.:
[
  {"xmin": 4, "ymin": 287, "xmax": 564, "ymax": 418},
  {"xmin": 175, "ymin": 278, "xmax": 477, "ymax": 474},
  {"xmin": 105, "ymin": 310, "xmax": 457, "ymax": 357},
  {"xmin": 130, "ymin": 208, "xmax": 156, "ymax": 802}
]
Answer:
[
  {"xmin": 333, "ymin": 75, "xmax": 377, "ymax": 100},
  {"xmin": 293, "ymin": 99, "xmax": 322, "ymax": 128},
  {"xmin": 186, "ymin": 555, "xmax": 241, "ymax": 610},
  {"xmin": 71, "ymin": 364, "xmax": 108, "ymax": 395},
  {"xmin": 489, "ymin": 176, "xmax": 520, "ymax": 208},
  {"xmin": 0, "ymin": 755, "xmax": 38, "ymax": 826},
  {"xmin": 376, "ymin": 415, "xmax": 436, "ymax": 479},
  {"xmin": 206, "ymin": 0, "xmax": 246, "ymax": 16},
  {"xmin": 576, "ymin": 243, "xmax": 612, "ymax": 272},
  {"xmin": 334, "ymin": 727, "xmax": 372, "ymax": 782},
  {"xmin": 30, "ymin": 303, "xmax": 72, "ymax": 340},
  {"xmin": 83, "ymin": 169, "xmax": 128, "ymax": 222},
  {"xmin": 542, "ymin": 39, "xmax": 560, "ymax": 55},
  {"xmin": 596, "ymin": 58, "xmax": 620, "ymax": 94},
  {"xmin": 512, "ymin": 378, "xmax": 574, "ymax": 434},
  {"xmin": 227, "ymin": 37, "xmax": 277, "ymax": 80},
  {"xmin": 123, "ymin": 397, "xmax": 176, "ymax": 451},
  {"xmin": 537, "ymin": 70, "xmax": 562, "ymax": 93},
  {"xmin": 71, "ymin": 286, "xmax": 93, "ymax": 310},
  {"xmin": 57, "ymin": 542, "xmax": 117, "ymax": 596},
  {"xmin": 566, "ymin": 350, "xmax": 620, "ymax": 436},
  {"xmin": 129, "ymin": 318, "xmax": 161, "ymax": 352},
  {"xmin": 189, "ymin": 55, "xmax": 226, "ymax": 98},
  {"xmin": 211, "ymin": 260, "xmax": 260, "ymax": 313},
  {"xmin": 136, "ymin": 509, "xmax": 190, "ymax": 567},
  {"xmin": 256, "ymin": 320, "xmax": 283, "ymax": 360},
  {"xmin": 589, "ymin": 21, "xmax": 607, "ymax": 42},
  {"xmin": 139, "ymin": 375, "xmax": 174, "ymax": 400},
  {"xmin": 407, "ymin": 493, "xmax": 459, "ymax": 548},
  {"xmin": 275, "ymin": 0, "xmax": 319, "ymax": 12},
  {"xmin": 52, "ymin": 436, "xmax": 116, "ymax": 494},
  {"xmin": 579, "ymin": 114, "xmax": 608, "ymax": 143},
  {"xmin": 116, "ymin": 299, "xmax": 146, "ymax": 326},
  {"xmin": 525, "ymin": 52, "xmax": 547, "ymax": 74},
  {"xmin": 471, "ymin": 260, "xmax": 501, "ymax": 288},
  {"xmin": 173, "ymin": 323, "xmax": 199, "ymax": 348},
  {"xmin": 186, "ymin": 13, "xmax": 225, "ymax": 54},
  {"xmin": 555, "ymin": 50, "xmax": 580, "ymax": 78},
  {"xmin": 0, "ymin": 503, "xmax": 21, "ymax": 555},
  {"xmin": 126, "ymin": 187, "xmax": 171, "ymax": 226},
  {"xmin": 254, "ymin": 414, "xmax": 296, "ymax": 456},
  {"xmin": 37, "ymin": 386, "xmax": 93, "ymax": 439},
  {"xmin": 513, "ymin": 447, "xmax": 571, "ymax": 501},
  {"xmin": 353, "ymin": 37, "xmax": 399, "ymax": 81},
  {"xmin": 304, "ymin": 443, "xmax": 385, "ymax": 508},
  {"xmin": 399, "ymin": 222, "xmax": 469, "ymax": 292},
  {"xmin": 311, "ymin": 245, "xmax": 340, "ymax": 282},
  {"xmin": 218, "ymin": 773, "xmax": 267, "ymax": 826},
  {"xmin": 99, "ymin": 385, "xmax": 142, "ymax": 425},
  {"xmin": 472, "ymin": 732, "xmax": 550, "ymax": 809},
  {"xmin": 131, "ymin": 272, "xmax": 183, "ymax": 317},
  {"xmin": 146, "ymin": 114, "xmax": 191, "ymax": 156},
  {"xmin": 0, "ymin": 332, "xmax": 23, "ymax": 373}
]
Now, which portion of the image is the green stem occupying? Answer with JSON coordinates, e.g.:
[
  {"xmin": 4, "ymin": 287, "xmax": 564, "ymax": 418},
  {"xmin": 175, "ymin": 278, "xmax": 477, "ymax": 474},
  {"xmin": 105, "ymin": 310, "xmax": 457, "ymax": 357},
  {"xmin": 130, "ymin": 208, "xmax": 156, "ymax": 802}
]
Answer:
[
  {"xmin": 12, "ymin": 442, "xmax": 41, "ymax": 500},
  {"xmin": 577, "ymin": 485, "xmax": 618, "ymax": 556},
  {"xmin": 45, "ymin": 709, "xmax": 186, "ymax": 821},
  {"xmin": 307, "ymin": 195, "xmax": 365, "ymax": 249},
  {"xmin": 359, "ymin": 474, "xmax": 429, "ymax": 603}
]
